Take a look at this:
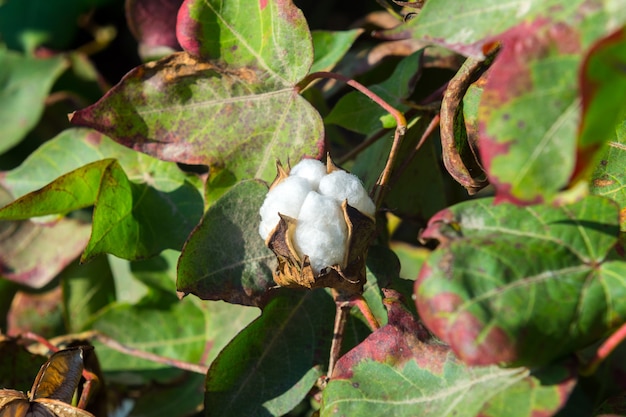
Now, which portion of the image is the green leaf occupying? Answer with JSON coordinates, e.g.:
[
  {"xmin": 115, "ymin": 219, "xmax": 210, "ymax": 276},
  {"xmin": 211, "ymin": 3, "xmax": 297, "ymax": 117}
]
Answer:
[
  {"xmin": 391, "ymin": 242, "xmax": 430, "ymax": 281},
  {"xmin": 89, "ymin": 252, "xmax": 259, "ymax": 417},
  {"xmin": 177, "ymin": 180, "xmax": 275, "ymax": 307},
  {"xmin": 0, "ymin": 128, "xmax": 202, "ymax": 199},
  {"xmin": 310, "ymin": 29, "xmax": 363, "ymax": 73},
  {"xmin": 92, "ymin": 250, "xmax": 259, "ymax": 370},
  {"xmin": 177, "ymin": 0, "xmax": 313, "ymax": 85},
  {"xmin": 416, "ymin": 196, "xmax": 625, "ymax": 366},
  {"xmin": 325, "ymin": 50, "xmax": 423, "ymax": 135},
  {"xmin": 0, "ymin": 0, "xmax": 117, "ymax": 52},
  {"xmin": 590, "ymin": 116, "xmax": 626, "ymax": 229},
  {"xmin": 0, "ymin": 50, "xmax": 68, "ymax": 154},
  {"xmin": 60, "ymin": 256, "xmax": 116, "ymax": 332},
  {"xmin": 322, "ymin": 293, "xmax": 576, "ymax": 417},
  {"xmin": 70, "ymin": 51, "xmax": 324, "ymax": 185},
  {"xmin": 0, "ymin": 158, "xmax": 203, "ymax": 262},
  {"xmin": 205, "ymin": 289, "xmax": 334, "ymax": 417},
  {"xmin": 575, "ymin": 28, "xmax": 626, "ymax": 181}
]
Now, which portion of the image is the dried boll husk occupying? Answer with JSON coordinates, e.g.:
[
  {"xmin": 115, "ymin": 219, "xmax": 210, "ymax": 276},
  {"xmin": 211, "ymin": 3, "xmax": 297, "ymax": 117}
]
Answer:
[{"xmin": 264, "ymin": 159, "xmax": 376, "ymax": 295}]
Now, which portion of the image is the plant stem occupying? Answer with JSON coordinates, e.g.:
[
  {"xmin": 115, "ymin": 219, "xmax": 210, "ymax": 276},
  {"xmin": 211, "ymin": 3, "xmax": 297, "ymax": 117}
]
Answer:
[
  {"xmin": 580, "ymin": 323, "xmax": 626, "ymax": 375},
  {"xmin": 326, "ymin": 292, "xmax": 381, "ymax": 380},
  {"xmin": 327, "ymin": 299, "xmax": 351, "ymax": 378},
  {"xmin": 350, "ymin": 294, "xmax": 381, "ymax": 331},
  {"xmin": 297, "ymin": 71, "xmax": 407, "ymax": 208},
  {"xmin": 41, "ymin": 330, "xmax": 209, "ymax": 374}
]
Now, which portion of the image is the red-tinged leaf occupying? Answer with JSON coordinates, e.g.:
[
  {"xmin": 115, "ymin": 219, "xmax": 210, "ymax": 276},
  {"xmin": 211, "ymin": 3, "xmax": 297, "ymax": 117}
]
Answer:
[
  {"xmin": 126, "ymin": 0, "xmax": 183, "ymax": 59},
  {"xmin": 0, "ymin": 185, "xmax": 90, "ymax": 289},
  {"xmin": 574, "ymin": 28, "xmax": 626, "ymax": 182},
  {"xmin": 176, "ymin": 0, "xmax": 312, "ymax": 86},
  {"xmin": 478, "ymin": 19, "xmax": 581, "ymax": 204},
  {"xmin": 416, "ymin": 196, "xmax": 625, "ymax": 367},
  {"xmin": 0, "ymin": 218, "xmax": 91, "ymax": 289},
  {"xmin": 70, "ymin": 52, "xmax": 323, "ymax": 185},
  {"xmin": 177, "ymin": 180, "xmax": 275, "ymax": 307},
  {"xmin": 383, "ymin": 0, "xmax": 626, "ymax": 59},
  {"xmin": 322, "ymin": 291, "xmax": 577, "ymax": 417}
]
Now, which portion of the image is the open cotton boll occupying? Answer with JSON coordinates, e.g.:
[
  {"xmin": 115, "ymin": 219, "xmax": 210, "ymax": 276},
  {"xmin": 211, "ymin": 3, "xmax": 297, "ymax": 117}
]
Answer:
[
  {"xmin": 294, "ymin": 191, "xmax": 348, "ymax": 272},
  {"xmin": 289, "ymin": 159, "xmax": 327, "ymax": 189},
  {"xmin": 258, "ymin": 176, "xmax": 311, "ymax": 240},
  {"xmin": 318, "ymin": 170, "xmax": 376, "ymax": 216}
]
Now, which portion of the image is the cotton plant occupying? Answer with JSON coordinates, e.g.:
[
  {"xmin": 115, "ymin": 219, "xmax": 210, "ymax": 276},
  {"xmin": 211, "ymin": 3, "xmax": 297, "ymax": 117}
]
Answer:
[{"xmin": 259, "ymin": 157, "xmax": 376, "ymax": 295}]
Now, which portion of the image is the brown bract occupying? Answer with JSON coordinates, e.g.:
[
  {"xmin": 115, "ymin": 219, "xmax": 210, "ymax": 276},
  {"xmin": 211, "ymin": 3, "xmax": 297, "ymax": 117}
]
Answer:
[{"xmin": 264, "ymin": 160, "xmax": 376, "ymax": 296}]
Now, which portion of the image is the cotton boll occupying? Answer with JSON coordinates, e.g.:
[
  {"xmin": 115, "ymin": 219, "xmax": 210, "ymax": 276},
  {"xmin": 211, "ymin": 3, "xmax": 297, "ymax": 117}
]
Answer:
[
  {"xmin": 318, "ymin": 170, "xmax": 376, "ymax": 216},
  {"xmin": 258, "ymin": 176, "xmax": 311, "ymax": 240},
  {"xmin": 294, "ymin": 191, "xmax": 348, "ymax": 272},
  {"xmin": 289, "ymin": 159, "xmax": 327, "ymax": 189}
]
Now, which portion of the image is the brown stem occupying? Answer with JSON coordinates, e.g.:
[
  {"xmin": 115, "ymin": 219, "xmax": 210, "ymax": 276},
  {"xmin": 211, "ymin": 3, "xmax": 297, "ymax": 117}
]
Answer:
[
  {"xmin": 327, "ymin": 300, "xmax": 351, "ymax": 379},
  {"xmin": 297, "ymin": 71, "xmax": 407, "ymax": 208},
  {"xmin": 90, "ymin": 331, "xmax": 209, "ymax": 374},
  {"xmin": 44, "ymin": 330, "xmax": 209, "ymax": 375},
  {"xmin": 580, "ymin": 323, "xmax": 626, "ymax": 376}
]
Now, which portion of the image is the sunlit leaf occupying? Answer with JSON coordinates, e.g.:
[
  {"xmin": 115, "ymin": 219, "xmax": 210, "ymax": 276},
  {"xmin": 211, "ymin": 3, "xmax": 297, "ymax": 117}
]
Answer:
[
  {"xmin": 416, "ymin": 196, "xmax": 625, "ymax": 366},
  {"xmin": 0, "ymin": 158, "xmax": 203, "ymax": 262},
  {"xmin": 322, "ymin": 293, "xmax": 577, "ymax": 417},
  {"xmin": 71, "ymin": 0, "xmax": 323, "ymax": 187}
]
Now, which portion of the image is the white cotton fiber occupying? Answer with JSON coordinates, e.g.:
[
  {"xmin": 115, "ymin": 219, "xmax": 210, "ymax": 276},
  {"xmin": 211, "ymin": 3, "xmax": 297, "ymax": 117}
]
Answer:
[
  {"xmin": 289, "ymin": 159, "xmax": 327, "ymax": 189},
  {"xmin": 258, "ymin": 175, "xmax": 311, "ymax": 240},
  {"xmin": 294, "ymin": 191, "xmax": 348, "ymax": 272},
  {"xmin": 318, "ymin": 170, "xmax": 376, "ymax": 216}
]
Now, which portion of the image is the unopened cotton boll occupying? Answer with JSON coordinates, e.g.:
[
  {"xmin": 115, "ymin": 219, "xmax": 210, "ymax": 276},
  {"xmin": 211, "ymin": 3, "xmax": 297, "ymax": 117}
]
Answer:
[
  {"xmin": 289, "ymin": 159, "xmax": 327, "ymax": 189},
  {"xmin": 294, "ymin": 191, "xmax": 348, "ymax": 273},
  {"xmin": 318, "ymin": 170, "xmax": 376, "ymax": 216},
  {"xmin": 258, "ymin": 175, "xmax": 311, "ymax": 240}
]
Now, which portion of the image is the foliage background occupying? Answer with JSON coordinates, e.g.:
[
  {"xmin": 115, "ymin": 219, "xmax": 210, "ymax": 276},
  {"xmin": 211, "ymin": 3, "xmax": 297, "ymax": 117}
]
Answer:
[{"xmin": 0, "ymin": 0, "xmax": 626, "ymax": 416}]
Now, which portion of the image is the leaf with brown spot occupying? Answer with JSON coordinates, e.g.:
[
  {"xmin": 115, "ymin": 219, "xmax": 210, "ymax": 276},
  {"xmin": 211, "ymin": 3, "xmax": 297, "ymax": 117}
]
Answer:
[{"xmin": 72, "ymin": 0, "xmax": 323, "ymax": 187}]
